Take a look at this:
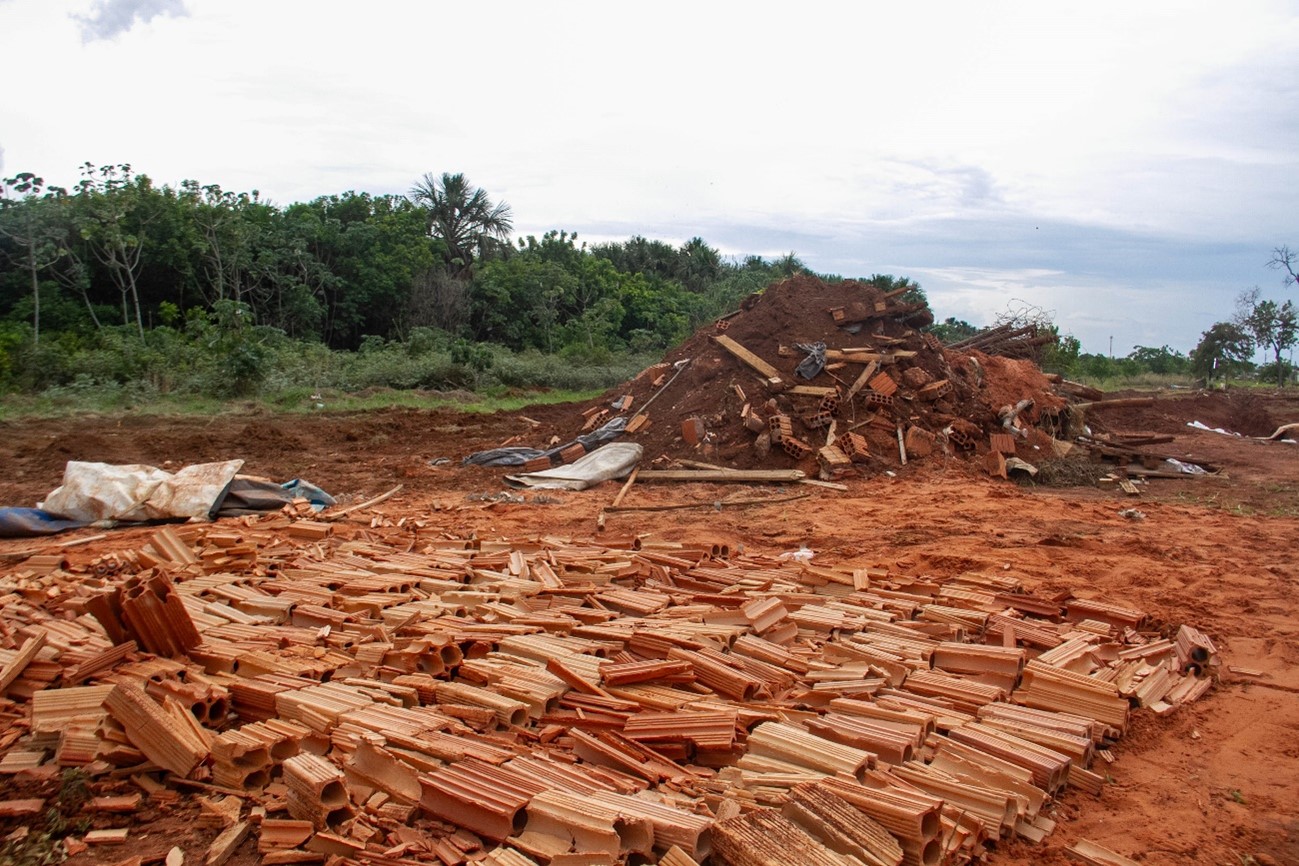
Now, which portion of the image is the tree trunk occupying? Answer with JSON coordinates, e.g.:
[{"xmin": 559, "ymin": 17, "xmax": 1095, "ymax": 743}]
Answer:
[
  {"xmin": 28, "ymin": 250, "xmax": 40, "ymax": 345},
  {"xmin": 128, "ymin": 269, "xmax": 145, "ymax": 338},
  {"xmin": 79, "ymin": 285, "xmax": 102, "ymax": 330}
]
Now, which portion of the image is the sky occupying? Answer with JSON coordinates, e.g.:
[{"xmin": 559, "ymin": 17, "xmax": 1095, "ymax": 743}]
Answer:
[{"xmin": 2, "ymin": 0, "xmax": 1297, "ymax": 356}]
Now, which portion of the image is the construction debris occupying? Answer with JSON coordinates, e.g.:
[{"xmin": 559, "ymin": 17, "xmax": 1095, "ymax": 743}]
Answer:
[
  {"xmin": 564, "ymin": 276, "xmax": 1075, "ymax": 481},
  {"xmin": 0, "ymin": 517, "xmax": 1219, "ymax": 864},
  {"xmin": 499, "ymin": 275, "xmax": 1244, "ymax": 493}
]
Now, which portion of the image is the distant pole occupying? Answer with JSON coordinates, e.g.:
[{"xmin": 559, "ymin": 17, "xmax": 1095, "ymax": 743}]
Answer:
[{"xmin": 1108, "ymin": 336, "xmax": 1113, "ymax": 359}]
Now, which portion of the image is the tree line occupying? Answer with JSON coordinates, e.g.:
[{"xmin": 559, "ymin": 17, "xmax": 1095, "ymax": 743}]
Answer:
[
  {"xmin": 0, "ymin": 165, "xmax": 815, "ymax": 357},
  {"xmin": 1, "ymin": 164, "xmax": 1294, "ymax": 397}
]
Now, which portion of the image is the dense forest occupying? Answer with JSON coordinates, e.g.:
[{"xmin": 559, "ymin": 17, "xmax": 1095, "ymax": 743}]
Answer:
[{"xmin": 0, "ymin": 164, "xmax": 1290, "ymax": 402}]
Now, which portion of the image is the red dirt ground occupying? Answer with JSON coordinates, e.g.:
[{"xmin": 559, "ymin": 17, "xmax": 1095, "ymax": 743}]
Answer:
[{"xmin": 1, "ymin": 386, "xmax": 1297, "ymax": 865}]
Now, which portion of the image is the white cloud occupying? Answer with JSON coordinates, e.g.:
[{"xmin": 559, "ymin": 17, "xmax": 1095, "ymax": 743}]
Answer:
[
  {"xmin": 71, "ymin": 0, "xmax": 188, "ymax": 42},
  {"xmin": 0, "ymin": 0, "xmax": 1294, "ymax": 354}
]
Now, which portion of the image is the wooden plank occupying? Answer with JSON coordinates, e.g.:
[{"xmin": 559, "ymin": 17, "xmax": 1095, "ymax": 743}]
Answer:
[
  {"xmin": 799, "ymin": 479, "xmax": 849, "ymax": 492},
  {"xmin": 1074, "ymin": 397, "xmax": 1155, "ymax": 410},
  {"xmin": 636, "ymin": 469, "xmax": 805, "ymax": 483},
  {"xmin": 786, "ymin": 385, "xmax": 838, "ymax": 397},
  {"xmin": 605, "ymin": 492, "xmax": 811, "ymax": 513},
  {"xmin": 825, "ymin": 349, "xmax": 915, "ymax": 362},
  {"xmin": 843, "ymin": 361, "xmax": 881, "ymax": 402},
  {"xmin": 610, "ymin": 467, "xmax": 640, "ymax": 508},
  {"xmin": 713, "ymin": 335, "xmax": 783, "ymax": 382},
  {"xmin": 207, "ymin": 820, "xmax": 251, "ymax": 866},
  {"xmin": 325, "ymin": 484, "xmax": 403, "ymax": 520}
]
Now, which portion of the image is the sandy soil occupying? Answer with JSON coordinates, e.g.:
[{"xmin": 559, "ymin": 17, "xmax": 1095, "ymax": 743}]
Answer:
[{"xmin": 1, "ymin": 387, "xmax": 1297, "ymax": 865}]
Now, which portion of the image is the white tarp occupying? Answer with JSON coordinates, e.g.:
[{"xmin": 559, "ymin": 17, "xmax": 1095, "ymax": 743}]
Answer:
[
  {"xmin": 39, "ymin": 459, "xmax": 244, "ymax": 522},
  {"xmin": 506, "ymin": 443, "xmax": 642, "ymax": 491},
  {"xmin": 1187, "ymin": 420, "xmax": 1240, "ymax": 436},
  {"xmin": 1166, "ymin": 458, "xmax": 1208, "ymax": 475}
]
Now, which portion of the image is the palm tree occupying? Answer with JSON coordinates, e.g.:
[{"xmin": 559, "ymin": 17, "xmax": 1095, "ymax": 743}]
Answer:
[{"xmin": 408, "ymin": 172, "xmax": 513, "ymax": 275}]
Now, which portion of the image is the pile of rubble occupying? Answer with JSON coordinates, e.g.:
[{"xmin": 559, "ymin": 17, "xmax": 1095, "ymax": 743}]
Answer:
[
  {"xmin": 564, "ymin": 276, "xmax": 1072, "ymax": 479},
  {"xmin": 0, "ymin": 512, "xmax": 1216, "ymax": 864}
]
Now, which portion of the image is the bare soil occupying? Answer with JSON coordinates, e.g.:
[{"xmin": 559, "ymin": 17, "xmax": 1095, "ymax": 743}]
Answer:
[{"xmin": 1, "ymin": 386, "xmax": 1297, "ymax": 865}]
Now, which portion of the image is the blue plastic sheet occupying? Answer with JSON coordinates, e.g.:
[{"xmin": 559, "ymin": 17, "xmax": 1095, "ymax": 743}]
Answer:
[{"xmin": 0, "ymin": 507, "xmax": 89, "ymax": 538}]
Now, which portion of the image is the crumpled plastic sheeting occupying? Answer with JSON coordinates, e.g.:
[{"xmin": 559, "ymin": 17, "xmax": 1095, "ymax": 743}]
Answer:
[
  {"xmin": 463, "ymin": 416, "xmax": 629, "ymax": 467},
  {"xmin": 460, "ymin": 446, "xmax": 549, "ymax": 467},
  {"xmin": 1165, "ymin": 458, "xmax": 1208, "ymax": 475},
  {"xmin": 1187, "ymin": 420, "xmax": 1240, "ymax": 437},
  {"xmin": 505, "ymin": 442, "xmax": 643, "ymax": 490},
  {"xmin": 39, "ymin": 459, "xmax": 245, "ymax": 523},
  {"xmin": 216, "ymin": 477, "xmax": 336, "ymax": 516},
  {"xmin": 795, "ymin": 341, "xmax": 827, "ymax": 380}
]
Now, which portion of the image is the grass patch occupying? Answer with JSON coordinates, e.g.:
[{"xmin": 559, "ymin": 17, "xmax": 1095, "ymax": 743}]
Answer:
[
  {"xmin": 1073, "ymin": 373, "xmax": 1197, "ymax": 392},
  {"xmin": 273, "ymin": 387, "xmax": 605, "ymax": 415},
  {"xmin": 0, "ymin": 386, "xmax": 602, "ymax": 422}
]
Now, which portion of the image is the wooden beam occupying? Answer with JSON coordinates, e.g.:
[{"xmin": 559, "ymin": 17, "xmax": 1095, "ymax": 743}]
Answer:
[
  {"xmin": 610, "ymin": 467, "xmax": 640, "ymax": 508},
  {"xmin": 825, "ymin": 349, "xmax": 916, "ymax": 362},
  {"xmin": 1073, "ymin": 397, "xmax": 1155, "ymax": 410},
  {"xmin": 843, "ymin": 361, "xmax": 880, "ymax": 402},
  {"xmin": 787, "ymin": 385, "xmax": 838, "ymax": 397},
  {"xmin": 799, "ymin": 479, "xmax": 849, "ymax": 492},
  {"xmin": 713, "ymin": 335, "xmax": 783, "ymax": 382},
  {"xmin": 325, "ymin": 484, "xmax": 403, "ymax": 520},
  {"xmin": 207, "ymin": 821, "xmax": 251, "ymax": 866},
  {"xmin": 636, "ymin": 469, "xmax": 805, "ymax": 483},
  {"xmin": 605, "ymin": 492, "xmax": 812, "ymax": 513}
]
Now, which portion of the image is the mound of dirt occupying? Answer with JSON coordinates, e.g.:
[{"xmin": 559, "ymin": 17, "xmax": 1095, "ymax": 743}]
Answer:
[
  {"xmin": 1092, "ymin": 389, "xmax": 1284, "ymax": 438},
  {"xmin": 578, "ymin": 275, "xmax": 1067, "ymax": 475}
]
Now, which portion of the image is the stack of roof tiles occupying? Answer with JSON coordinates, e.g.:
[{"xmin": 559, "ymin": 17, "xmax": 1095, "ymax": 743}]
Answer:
[{"xmin": 0, "ymin": 516, "xmax": 1215, "ymax": 864}]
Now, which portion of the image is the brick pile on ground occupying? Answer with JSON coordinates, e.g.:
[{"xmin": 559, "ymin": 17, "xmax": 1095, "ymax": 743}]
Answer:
[
  {"xmin": 574, "ymin": 276, "xmax": 1069, "ymax": 477},
  {"xmin": 0, "ymin": 515, "xmax": 1216, "ymax": 864}
]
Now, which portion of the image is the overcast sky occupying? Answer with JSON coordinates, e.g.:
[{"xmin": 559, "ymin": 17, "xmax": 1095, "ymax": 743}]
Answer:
[{"xmin": 2, "ymin": 1, "xmax": 1297, "ymax": 356}]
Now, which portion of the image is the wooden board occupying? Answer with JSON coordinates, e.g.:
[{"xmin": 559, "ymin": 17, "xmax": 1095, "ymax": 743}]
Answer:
[
  {"xmin": 713, "ymin": 335, "xmax": 783, "ymax": 382},
  {"xmin": 637, "ymin": 469, "xmax": 806, "ymax": 483}
]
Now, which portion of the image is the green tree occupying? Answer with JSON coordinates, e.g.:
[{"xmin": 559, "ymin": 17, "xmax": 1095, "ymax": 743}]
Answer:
[
  {"xmin": 0, "ymin": 173, "xmax": 67, "ymax": 342},
  {"xmin": 928, "ymin": 317, "xmax": 979, "ymax": 344},
  {"xmin": 74, "ymin": 163, "xmax": 158, "ymax": 336},
  {"xmin": 408, "ymin": 172, "xmax": 512, "ymax": 275},
  {"xmin": 775, "ymin": 253, "xmax": 808, "ymax": 278},
  {"xmin": 1190, "ymin": 322, "xmax": 1254, "ymax": 380},
  {"xmin": 590, "ymin": 235, "xmax": 681, "ymax": 280},
  {"xmin": 1237, "ymin": 288, "xmax": 1298, "ymax": 386},
  {"xmin": 469, "ymin": 255, "xmax": 572, "ymax": 350},
  {"xmin": 676, "ymin": 237, "xmax": 724, "ymax": 293},
  {"xmin": 1040, "ymin": 330, "xmax": 1081, "ymax": 375},
  {"xmin": 177, "ymin": 180, "xmax": 263, "ymax": 305},
  {"xmin": 1128, "ymin": 345, "xmax": 1189, "ymax": 375}
]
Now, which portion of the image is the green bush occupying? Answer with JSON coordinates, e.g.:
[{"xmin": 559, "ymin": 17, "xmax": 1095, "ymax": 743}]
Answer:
[
  {"xmin": 486, "ymin": 349, "xmax": 650, "ymax": 391},
  {"xmin": 1, "ymin": 316, "xmax": 658, "ymax": 406}
]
